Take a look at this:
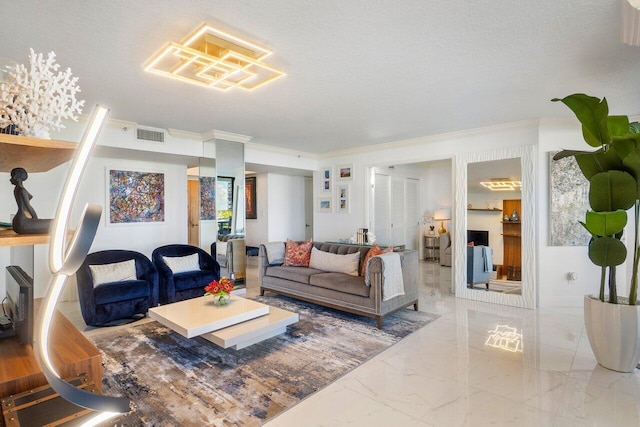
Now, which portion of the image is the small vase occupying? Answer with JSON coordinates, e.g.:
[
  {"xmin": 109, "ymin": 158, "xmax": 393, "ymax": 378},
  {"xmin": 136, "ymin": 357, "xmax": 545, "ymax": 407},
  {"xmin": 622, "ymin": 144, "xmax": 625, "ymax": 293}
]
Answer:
[
  {"xmin": 213, "ymin": 293, "xmax": 230, "ymax": 306},
  {"xmin": 510, "ymin": 210, "xmax": 519, "ymax": 222}
]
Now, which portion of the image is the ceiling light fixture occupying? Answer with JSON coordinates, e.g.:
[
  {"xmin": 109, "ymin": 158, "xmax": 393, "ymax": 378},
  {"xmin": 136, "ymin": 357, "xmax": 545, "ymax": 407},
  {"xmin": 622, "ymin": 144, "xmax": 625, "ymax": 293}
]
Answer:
[
  {"xmin": 144, "ymin": 23, "xmax": 285, "ymax": 91},
  {"xmin": 480, "ymin": 178, "xmax": 521, "ymax": 191}
]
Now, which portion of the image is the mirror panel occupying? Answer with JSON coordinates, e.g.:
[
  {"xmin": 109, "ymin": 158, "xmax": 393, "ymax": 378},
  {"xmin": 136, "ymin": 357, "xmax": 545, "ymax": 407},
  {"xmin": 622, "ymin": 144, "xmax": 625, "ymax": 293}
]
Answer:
[
  {"xmin": 466, "ymin": 159, "xmax": 522, "ymax": 296},
  {"xmin": 215, "ymin": 140, "xmax": 245, "ymax": 236},
  {"xmin": 198, "ymin": 155, "xmax": 217, "ymax": 252},
  {"xmin": 454, "ymin": 145, "xmax": 535, "ymax": 309}
]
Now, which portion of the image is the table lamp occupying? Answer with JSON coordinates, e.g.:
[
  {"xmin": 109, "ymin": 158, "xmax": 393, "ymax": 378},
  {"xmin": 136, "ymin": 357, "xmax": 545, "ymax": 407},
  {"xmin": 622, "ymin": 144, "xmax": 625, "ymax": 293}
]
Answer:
[{"xmin": 434, "ymin": 209, "xmax": 451, "ymax": 234}]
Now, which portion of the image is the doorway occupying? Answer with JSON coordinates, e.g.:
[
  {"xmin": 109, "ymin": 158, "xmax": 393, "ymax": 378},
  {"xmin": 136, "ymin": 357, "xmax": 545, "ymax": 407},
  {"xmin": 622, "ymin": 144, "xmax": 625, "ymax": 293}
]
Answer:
[{"xmin": 187, "ymin": 178, "xmax": 199, "ymax": 246}]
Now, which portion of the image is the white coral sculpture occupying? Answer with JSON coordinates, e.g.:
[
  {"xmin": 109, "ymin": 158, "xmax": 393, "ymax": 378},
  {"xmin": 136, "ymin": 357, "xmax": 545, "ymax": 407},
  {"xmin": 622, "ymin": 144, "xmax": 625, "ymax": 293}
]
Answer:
[{"xmin": 0, "ymin": 49, "xmax": 84, "ymax": 139}]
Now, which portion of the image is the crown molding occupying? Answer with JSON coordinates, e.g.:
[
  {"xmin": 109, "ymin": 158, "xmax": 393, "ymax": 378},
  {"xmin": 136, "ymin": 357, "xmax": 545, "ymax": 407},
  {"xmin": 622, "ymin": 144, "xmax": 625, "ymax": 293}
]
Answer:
[
  {"xmin": 245, "ymin": 141, "xmax": 317, "ymax": 160},
  {"xmin": 201, "ymin": 129, "xmax": 253, "ymax": 143},
  {"xmin": 319, "ymin": 118, "xmax": 542, "ymax": 159}
]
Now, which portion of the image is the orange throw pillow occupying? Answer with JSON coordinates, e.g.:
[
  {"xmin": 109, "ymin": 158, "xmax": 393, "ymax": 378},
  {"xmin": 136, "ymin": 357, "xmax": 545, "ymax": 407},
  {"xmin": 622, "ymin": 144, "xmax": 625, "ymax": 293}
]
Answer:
[
  {"xmin": 284, "ymin": 239, "xmax": 313, "ymax": 267},
  {"xmin": 360, "ymin": 243, "xmax": 393, "ymax": 276}
]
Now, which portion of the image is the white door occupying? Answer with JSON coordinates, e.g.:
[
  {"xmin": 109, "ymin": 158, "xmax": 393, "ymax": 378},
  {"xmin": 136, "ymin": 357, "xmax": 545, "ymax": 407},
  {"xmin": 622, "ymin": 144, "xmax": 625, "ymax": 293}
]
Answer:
[
  {"xmin": 405, "ymin": 178, "xmax": 419, "ymax": 250},
  {"xmin": 390, "ymin": 176, "xmax": 406, "ymax": 246},
  {"xmin": 373, "ymin": 173, "xmax": 391, "ymax": 245},
  {"xmin": 304, "ymin": 177, "xmax": 313, "ymax": 240}
]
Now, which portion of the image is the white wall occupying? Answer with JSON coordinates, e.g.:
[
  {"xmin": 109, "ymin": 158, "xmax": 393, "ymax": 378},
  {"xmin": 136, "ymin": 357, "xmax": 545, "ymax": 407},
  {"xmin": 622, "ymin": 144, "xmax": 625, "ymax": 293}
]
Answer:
[
  {"xmin": 245, "ymin": 174, "xmax": 268, "ymax": 247},
  {"xmin": 267, "ymin": 174, "xmax": 306, "ymax": 242},
  {"xmin": 537, "ymin": 119, "xmax": 609, "ymax": 306}
]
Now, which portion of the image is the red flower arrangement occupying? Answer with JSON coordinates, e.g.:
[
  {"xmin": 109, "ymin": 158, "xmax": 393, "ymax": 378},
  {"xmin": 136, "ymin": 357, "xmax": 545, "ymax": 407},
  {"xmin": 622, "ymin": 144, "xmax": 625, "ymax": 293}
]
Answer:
[{"xmin": 204, "ymin": 277, "xmax": 234, "ymax": 305}]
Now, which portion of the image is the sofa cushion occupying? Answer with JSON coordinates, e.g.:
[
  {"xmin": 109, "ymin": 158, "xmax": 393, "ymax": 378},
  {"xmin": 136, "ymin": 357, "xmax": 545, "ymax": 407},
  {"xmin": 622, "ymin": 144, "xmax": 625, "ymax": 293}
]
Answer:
[
  {"xmin": 309, "ymin": 247, "xmax": 360, "ymax": 276},
  {"xmin": 163, "ymin": 253, "xmax": 200, "ymax": 274},
  {"xmin": 360, "ymin": 244, "xmax": 393, "ymax": 276},
  {"xmin": 284, "ymin": 239, "xmax": 313, "ymax": 267},
  {"xmin": 266, "ymin": 265, "xmax": 323, "ymax": 284},
  {"xmin": 94, "ymin": 279, "xmax": 150, "ymax": 305},
  {"xmin": 89, "ymin": 259, "xmax": 137, "ymax": 287},
  {"xmin": 309, "ymin": 273, "xmax": 370, "ymax": 297}
]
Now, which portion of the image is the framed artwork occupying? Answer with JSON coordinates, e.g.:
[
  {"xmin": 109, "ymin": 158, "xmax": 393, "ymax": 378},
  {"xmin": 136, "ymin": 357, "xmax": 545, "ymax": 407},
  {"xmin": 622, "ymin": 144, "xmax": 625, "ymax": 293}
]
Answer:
[
  {"xmin": 246, "ymin": 176, "xmax": 257, "ymax": 219},
  {"xmin": 337, "ymin": 184, "xmax": 350, "ymax": 213},
  {"xmin": 548, "ymin": 151, "xmax": 590, "ymax": 246},
  {"xmin": 317, "ymin": 197, "xmax": 332, "ymax": 213},
  {"xmin": 108, "ymin": 169, "xmax": 165, "ymax": 224},
  {"xmin": 336, "ymin": 164, "xmax": 353, "ymax": 181},
  {"xmin": 321, "ymin": 167, "xmax": 332, "ymax": 192},
  {"xmin": 199, "ymin": 176, "xmax": 216, "ymax": 220}
]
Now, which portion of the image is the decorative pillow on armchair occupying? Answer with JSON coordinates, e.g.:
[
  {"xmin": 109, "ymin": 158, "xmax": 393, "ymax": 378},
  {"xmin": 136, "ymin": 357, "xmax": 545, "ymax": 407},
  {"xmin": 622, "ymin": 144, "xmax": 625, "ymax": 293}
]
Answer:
[
  {"xmin": 284, "ymin": 239, "xmax": 313, "ymax": 267},
  {"xmin": 360, "ymin": 243, "xmax": 393, "ymax": 276},
  {"xmin": 89, "ymin": 259, "xmax": 137, "ymax": 287}
]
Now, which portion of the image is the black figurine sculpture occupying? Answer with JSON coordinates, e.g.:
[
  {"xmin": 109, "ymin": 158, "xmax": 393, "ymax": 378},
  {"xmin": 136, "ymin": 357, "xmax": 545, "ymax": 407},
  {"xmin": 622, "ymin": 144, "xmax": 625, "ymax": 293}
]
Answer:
[{"xmin": 11, "ymin": 167, "xmax": 52, "ymax": 234}]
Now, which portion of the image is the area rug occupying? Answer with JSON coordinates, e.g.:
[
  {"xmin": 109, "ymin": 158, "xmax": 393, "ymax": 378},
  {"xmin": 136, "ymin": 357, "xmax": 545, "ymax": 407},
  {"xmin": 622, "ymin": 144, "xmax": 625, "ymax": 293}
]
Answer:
[{"xmin": 90, "ymin": 295, "xmax": 438, "ymax": 426}]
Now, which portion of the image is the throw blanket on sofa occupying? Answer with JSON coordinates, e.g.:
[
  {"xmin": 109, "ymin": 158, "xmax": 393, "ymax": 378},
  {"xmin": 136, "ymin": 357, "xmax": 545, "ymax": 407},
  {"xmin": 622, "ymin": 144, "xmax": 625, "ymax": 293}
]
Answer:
[
  {"xmin": 481, "ymin": 246, "xmax": 492, "ymax": 272},
  {"xmin": 365, "ymin": 252, "xmax": 405, "ymax": 301}
]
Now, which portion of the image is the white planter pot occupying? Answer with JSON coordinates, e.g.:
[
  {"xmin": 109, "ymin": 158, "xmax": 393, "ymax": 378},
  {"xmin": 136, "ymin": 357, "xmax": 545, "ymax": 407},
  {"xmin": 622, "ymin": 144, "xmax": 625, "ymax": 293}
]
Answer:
[{"xmin": 584, "ymin": 295, "xmax": 640, "ymax": 373}]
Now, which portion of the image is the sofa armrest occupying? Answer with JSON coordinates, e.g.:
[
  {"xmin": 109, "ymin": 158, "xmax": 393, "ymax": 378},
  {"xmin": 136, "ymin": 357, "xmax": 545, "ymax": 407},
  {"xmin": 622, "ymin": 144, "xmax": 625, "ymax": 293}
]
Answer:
[{"xmin": 365, "ymin": 249, "xmax": 418, "ymax": 304}]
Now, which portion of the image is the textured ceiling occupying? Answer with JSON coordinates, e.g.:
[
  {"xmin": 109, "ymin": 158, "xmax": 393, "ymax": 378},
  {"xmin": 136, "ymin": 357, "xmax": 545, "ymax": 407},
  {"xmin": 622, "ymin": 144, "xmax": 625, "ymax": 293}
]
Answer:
[{"xmin": 1, "ymin": 1, "xmax": 639, "ymax": 154}]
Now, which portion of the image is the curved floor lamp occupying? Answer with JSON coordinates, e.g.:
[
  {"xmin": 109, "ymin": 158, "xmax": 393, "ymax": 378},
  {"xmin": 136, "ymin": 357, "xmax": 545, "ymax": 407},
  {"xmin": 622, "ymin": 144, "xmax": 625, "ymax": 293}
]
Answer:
[{"xmin": 34, "ymin": 105, "xmax": 131, "ymax": 426}]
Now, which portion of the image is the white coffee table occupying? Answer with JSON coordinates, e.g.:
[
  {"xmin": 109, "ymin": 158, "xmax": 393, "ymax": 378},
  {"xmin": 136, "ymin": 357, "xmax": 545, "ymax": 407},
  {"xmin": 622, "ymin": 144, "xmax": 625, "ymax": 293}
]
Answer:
[{"xmin": 148, "ymin": 295, "xmax": 298, "ymax": 350}]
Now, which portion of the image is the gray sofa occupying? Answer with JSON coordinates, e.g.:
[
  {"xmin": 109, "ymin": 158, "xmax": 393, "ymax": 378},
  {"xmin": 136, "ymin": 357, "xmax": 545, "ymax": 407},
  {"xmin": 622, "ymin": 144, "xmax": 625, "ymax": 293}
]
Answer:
[
  {"xmin": 259, "ymin": 241, "xmax": 419, "ymax": 329},
  {"xmin": 211, "ymin": 234, "xmax": 246, "ymax": 282}
]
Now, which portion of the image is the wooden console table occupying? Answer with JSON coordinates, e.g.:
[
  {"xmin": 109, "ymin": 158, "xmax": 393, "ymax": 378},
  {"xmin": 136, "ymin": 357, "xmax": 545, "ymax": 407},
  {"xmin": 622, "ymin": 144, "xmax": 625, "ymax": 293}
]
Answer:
[{"xmin": 0, "ymin": 300, "xmax": 102, "ymax": 399}]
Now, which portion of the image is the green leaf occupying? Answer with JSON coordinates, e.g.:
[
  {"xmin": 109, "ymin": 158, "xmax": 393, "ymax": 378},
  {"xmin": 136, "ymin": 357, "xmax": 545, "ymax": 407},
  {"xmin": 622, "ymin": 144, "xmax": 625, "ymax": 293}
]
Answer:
[
  {"xmin": 589, "ymin": 170, "xmax": 637, "ymax": 211},
  {"xmin": 588, "ymin": 236, "xmax": 627, "ymax": 267},
  {"xmin": 630, "ymin": 122, "xmax": 640, "ymax": 134},
  {"xmin": 622, "ymin": 149, "xmax": 640, "ymax": 197},
  {"xmin": 552, "ymin": 94, "xmax": 610, "ymax": 147},
  {"xmin": 608, "ymin": 115, "xmax": 630, "ymax": 138},
  {"xmin": 574, "ymin": 148, "xmax": 624, "ymax": 180},
  {"xmin": 584, "ymin": 210, "xmax": 627, "ymax": 236}
]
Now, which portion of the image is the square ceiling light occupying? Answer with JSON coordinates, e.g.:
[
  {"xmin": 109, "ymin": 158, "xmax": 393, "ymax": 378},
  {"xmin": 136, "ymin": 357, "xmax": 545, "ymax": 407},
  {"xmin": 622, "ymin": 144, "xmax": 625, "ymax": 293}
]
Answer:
[
  {"xmin": 144, "ymin": 23, "xmax": 285, "ymax": 91},
  {"xmin": 480, "ymin": 179, "xmax": 522, "ymax": 191}
]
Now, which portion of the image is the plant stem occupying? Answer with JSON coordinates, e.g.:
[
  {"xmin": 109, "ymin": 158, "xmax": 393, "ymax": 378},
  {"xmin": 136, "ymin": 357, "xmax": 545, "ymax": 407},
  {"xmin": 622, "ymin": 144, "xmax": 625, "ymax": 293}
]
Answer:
[
  {"xmin": 631, "ymin": 201, "xmax": 640, "ymax": 305},
  {"xmin": 600, "ymin": 266, "xmax": 606, "ymax": 302},
  {"xmin": 609, "ymin": 266, "xmax": 618, "ymax": 304}
]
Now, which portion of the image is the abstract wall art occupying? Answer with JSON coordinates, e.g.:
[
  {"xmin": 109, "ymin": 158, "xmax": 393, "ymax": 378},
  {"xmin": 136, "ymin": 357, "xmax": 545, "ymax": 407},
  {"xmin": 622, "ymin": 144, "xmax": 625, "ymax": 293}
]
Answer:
[
  {"xmin": 199, "ymin": 176, "xmax": 216, "ymax": 220},
  {"xmin": 108, "ymin": 169, "xmax": 165, "ymax": 224},
  {"xmin": 548, "ymin": 151, "xmax": 590, "ymax": 246}
]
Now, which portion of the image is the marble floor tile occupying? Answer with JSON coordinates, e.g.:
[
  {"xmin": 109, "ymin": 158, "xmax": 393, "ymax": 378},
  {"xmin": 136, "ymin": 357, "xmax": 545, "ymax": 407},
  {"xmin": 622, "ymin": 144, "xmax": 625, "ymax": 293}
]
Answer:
[{"xmin": 58, "ymin": 256, "xmax": 640, "ymax": 426}]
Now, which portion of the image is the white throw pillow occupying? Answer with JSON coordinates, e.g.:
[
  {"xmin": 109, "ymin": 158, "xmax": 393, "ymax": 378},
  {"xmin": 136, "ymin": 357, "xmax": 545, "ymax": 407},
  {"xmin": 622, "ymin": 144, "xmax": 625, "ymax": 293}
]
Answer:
[
  {"xmin": 216, "ymin": 241, "xmax": 228, "ymax": 257},
  {"xmin": 309, "ymin": 247, "xmax": 360, "ymax": 276},
  {"xmin": 162, "ymin": 253, "xmax": 201, "ymax": 274},
  {"xmin": 89, "ymin": 259, "xmax": 137, "ymax": 287}
]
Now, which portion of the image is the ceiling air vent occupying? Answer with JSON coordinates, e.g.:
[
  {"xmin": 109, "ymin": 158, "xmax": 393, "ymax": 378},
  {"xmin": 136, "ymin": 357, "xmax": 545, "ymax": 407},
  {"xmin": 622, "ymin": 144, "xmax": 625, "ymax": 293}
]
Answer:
[{"xmin": 135, "ymin": 126, "xmax": 165, "ymax": 143}]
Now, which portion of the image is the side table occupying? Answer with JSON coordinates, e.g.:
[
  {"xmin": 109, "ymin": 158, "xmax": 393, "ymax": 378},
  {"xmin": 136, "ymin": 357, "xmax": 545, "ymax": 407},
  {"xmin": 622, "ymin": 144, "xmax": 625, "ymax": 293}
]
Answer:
[{"xmin": 425, "ymin": 235, "xmax": 440, "ymax": 262}]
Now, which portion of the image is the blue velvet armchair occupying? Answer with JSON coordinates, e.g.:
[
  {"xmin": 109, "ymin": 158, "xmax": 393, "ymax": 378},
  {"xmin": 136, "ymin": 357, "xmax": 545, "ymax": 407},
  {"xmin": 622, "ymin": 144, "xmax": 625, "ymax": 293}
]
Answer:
[
  {"xmin": 152, "ymin": 244, "xmax": 220, "ymax": 304},
  {"xmin": 76, "ymin": 250, "xmax": 159, "ymax": 326}
]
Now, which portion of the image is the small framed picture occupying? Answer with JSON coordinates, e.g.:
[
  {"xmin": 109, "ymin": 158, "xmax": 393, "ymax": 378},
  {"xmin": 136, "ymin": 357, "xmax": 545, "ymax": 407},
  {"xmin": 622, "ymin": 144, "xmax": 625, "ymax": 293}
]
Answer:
[
  {"xmin": 317, "ymin": 197, "xmax": 332, "ymax": 213},
  {"xmin": 337, "ymin": 184, "xmax": 350, "ymax": 213},
  {"xmin": 321, "ymin": 167, "xmax": 332, "ymax": 192},
  {"xmin": 336, "ymin": 164, "xmax": 353, "ymax": 181}
]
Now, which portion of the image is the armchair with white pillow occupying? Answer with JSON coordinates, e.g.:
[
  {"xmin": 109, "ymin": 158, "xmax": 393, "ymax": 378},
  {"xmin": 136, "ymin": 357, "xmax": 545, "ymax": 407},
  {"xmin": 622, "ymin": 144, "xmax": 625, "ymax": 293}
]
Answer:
[
  {"xmin": 76, "ymin": 250, "xmax": 159, "ymax": 326},
  {"xmin": 152, "ymin": 244, "xmax": 220, "ymax": 304}
]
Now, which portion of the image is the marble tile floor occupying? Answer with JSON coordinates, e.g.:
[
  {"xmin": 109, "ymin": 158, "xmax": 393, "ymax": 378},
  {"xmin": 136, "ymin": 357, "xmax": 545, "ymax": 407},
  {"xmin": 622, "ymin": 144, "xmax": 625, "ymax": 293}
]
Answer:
[{"xmin": 58, "ymin": 258, "xmax": 640, "ymax": 426}]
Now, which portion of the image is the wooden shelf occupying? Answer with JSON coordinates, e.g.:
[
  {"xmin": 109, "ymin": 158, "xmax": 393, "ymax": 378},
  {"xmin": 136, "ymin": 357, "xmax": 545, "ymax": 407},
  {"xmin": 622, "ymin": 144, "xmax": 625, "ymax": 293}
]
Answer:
[
  {"xmin": 502, "ymin": 233, "xmax": 521, "ymax": 237},
  {"xmin": 501, "ymin": 221, "xmax": 521, "ymax": 224},
  {"xmin": 468, "ymin": 208, "xmax": 502, "ymax": 212},
  {"xmin": 0, "ymin": 133, "xmax": 76, "ymax": 173},
  {"xmin": 0, "ymin": 229, "xmax": 51, "ymax": 246}
]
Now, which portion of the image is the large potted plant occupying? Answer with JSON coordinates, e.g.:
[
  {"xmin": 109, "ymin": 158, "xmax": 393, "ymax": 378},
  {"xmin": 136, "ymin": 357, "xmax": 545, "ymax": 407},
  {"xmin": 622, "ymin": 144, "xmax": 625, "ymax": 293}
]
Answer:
[{"xmin": 553, "ymin": 93, "xmax": 640, "ymax": 372}]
